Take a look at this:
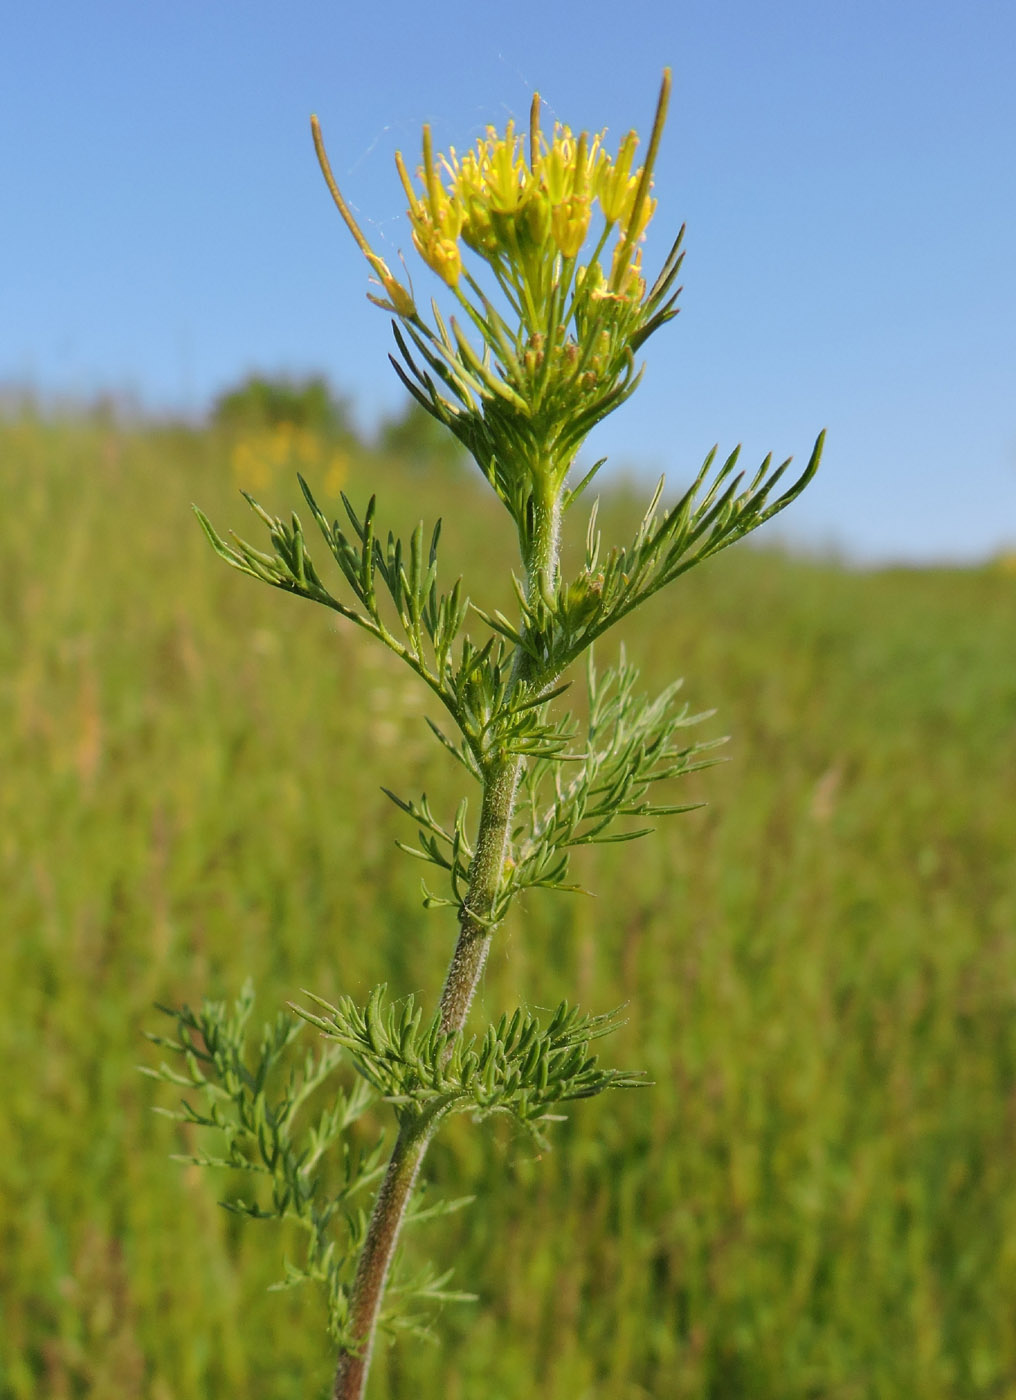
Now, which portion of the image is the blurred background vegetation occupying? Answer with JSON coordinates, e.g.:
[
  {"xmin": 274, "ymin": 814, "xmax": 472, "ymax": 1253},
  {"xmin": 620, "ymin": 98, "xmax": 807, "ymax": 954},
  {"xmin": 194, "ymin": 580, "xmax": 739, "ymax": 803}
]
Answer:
[{"xmin": 1, "ymin": 381, "xmax": 1014, "ymax": 1398}]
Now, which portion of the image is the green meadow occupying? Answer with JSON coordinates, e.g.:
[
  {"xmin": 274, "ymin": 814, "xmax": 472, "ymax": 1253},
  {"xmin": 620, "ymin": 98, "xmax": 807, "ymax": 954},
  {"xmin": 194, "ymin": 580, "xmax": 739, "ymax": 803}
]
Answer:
[{"xmin": 2, "ymin": 410, "xmax": 1015, "ymax": 1399}]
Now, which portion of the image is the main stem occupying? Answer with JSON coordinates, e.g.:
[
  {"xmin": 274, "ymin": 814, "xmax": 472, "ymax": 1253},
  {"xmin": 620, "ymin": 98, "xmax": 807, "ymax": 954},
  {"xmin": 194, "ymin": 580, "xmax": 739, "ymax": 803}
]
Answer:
[{"xmin": 332, "ymin": 481, "xmax": 562, "ymax": 1400}]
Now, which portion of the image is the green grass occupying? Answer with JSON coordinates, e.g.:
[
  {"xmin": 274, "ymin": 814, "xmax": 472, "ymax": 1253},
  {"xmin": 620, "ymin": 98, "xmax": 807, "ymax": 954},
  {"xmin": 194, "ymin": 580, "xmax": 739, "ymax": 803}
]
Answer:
[{"xmin": 2, "ymin": 412, "xmax": 1014, "ymax": 1399}]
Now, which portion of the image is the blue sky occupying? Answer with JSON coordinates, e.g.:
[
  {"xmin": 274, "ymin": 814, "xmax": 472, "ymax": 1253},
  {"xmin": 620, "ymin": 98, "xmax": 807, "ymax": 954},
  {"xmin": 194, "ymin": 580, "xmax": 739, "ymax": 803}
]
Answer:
[{"xmin": 3, "ymin": 0, "xmax": 1014, "ymax": 562}]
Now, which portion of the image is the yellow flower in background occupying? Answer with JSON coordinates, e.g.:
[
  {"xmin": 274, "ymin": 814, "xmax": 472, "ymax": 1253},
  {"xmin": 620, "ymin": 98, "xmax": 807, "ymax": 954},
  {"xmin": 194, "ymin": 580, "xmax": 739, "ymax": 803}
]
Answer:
[
  {"xmin": 322, "ymin": 448, "xmax": 349, "ymax": 498},
  {"xmin": 230, "ymin": 422, "xmax": 349, "ymax": 496}
]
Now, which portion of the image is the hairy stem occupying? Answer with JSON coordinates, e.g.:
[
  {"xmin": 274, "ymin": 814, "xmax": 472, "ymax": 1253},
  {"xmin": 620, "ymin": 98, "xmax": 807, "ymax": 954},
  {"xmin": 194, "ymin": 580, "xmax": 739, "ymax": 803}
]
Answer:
[
  {"xmin": 437, "ymin": 756, "xmax": 521, "ymax": 1031},
  {"xmin": 332, "ymin": 479, "xmax": 562, "ymax": 1400},
  {"xmin": 332, "ymin": 1114, "xmax": 438, "ymax": 1400}
]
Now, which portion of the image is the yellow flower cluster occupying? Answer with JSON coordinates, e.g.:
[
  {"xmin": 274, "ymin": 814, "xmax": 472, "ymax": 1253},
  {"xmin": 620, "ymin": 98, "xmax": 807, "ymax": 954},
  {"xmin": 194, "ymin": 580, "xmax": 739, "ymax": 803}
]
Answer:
[
  {"xmin": 230, "ymin": 422, "xmax": 348, "ymax": 497},
  {"xmin": 310, "ymin": 74, "xmax": 671, "ymax": 325},
  {"xmin": 395, "ymin": 99, "xmax": 658, "ymax": 297}
]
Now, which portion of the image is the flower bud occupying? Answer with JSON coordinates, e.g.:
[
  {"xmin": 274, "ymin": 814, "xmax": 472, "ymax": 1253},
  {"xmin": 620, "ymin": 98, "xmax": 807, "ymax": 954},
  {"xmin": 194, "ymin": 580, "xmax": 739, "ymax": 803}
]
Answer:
[
  {"xmin": 367, "ymin": 255, "xmax": 416, "ymax": 318},
  {"xmin": 519, "ymin": 190, "xmax": 553, "ymax": 253}
]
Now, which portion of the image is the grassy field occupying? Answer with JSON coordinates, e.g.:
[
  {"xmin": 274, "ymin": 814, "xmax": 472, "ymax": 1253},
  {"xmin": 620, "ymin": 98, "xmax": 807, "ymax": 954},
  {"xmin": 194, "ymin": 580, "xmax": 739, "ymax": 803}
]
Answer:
[{"xmin": 1, "ymin": 410, "xmax": 1014, "ymax": 1399}]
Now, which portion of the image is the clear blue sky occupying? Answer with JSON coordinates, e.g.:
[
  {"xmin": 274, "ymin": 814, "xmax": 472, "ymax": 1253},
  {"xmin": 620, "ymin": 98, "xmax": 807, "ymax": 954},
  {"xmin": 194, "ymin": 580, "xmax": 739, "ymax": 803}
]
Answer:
[{"xmin": 3, "ymin": 0, "xmax": 1014, "ymax": 562}]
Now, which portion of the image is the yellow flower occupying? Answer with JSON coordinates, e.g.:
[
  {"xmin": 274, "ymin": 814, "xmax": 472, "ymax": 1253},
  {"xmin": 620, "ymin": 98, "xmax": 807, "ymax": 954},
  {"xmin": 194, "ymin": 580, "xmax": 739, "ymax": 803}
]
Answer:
[
  {"xmin": 551, "ymin": 195, "xmax": 592, "ymax": 259},
  {"xmin": 395, "ymin": 134, "xmax": 466, "ymax": 286},
  {"xmin": 597, "ymin": 131, "xmax": 640, "ymax": 224},
  {"xmin": 475, "ymin": 121, "xmax": 529, "ymax": 214},
  {"xmin": 539, "ymin": 124, "xmax": 575, "ymax": 205},
  {"xmin": 312, "ymin": 69, "xmax": 673, "ymax": 335},
  {"xmin": 412, "ymin": 229, "xmax": 463, "ymax": 288},
  {"xmin": 620, "ymin": 184, "xmax": 656, "ymax": 243},
  {"xmin": 609, "ymin": 242, "xmax": 646, "ymax": 302}
]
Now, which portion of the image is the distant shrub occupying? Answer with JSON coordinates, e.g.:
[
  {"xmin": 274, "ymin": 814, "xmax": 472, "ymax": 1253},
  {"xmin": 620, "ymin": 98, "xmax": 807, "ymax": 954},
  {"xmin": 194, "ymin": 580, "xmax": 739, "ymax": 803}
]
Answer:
[
  {"xmin": 377, "ymin": 399, "xmax": 466, "ymax": 469},
  {"xmin": 211, "ymin": 374, "xmax": 356, "ymax": 442}
]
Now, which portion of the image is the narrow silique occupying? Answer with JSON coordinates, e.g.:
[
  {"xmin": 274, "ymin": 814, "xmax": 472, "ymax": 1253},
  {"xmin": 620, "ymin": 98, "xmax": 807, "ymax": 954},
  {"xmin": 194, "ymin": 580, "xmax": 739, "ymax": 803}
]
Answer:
[{"xmin": 148, "ymin": 71, "xmax": 822, "ymax": 1399}]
